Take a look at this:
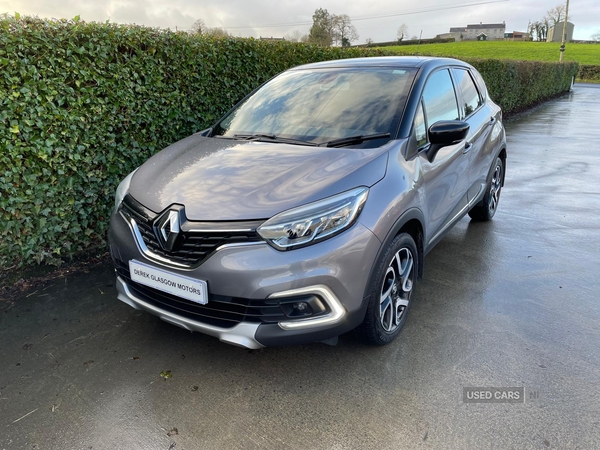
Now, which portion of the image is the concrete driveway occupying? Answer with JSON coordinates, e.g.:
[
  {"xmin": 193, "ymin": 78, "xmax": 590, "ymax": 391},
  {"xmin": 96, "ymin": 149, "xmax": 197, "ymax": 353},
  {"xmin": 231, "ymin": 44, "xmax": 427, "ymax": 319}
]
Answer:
[{"xmin": 1, "ymin": 84, "xmax": 599, "ymax": 450}]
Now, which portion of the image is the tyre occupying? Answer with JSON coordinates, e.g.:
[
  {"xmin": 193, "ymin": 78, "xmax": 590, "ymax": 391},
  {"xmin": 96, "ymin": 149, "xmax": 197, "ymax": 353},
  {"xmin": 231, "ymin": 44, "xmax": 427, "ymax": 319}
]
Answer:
[
  {"xmin": 468, "ymin": 156, "xmax": 504, "ymax": 221},
  {"xmin": 356, "ymin": 233, "xmax": 418, "ymax": 345}
]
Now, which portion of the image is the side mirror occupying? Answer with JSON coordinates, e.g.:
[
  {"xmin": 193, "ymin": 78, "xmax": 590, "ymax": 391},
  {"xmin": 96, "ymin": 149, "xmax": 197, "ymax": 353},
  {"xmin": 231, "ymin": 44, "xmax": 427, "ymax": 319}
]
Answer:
[{"xmin": 426, "ymin": 121, "xmax": 469, "ymax": 162}]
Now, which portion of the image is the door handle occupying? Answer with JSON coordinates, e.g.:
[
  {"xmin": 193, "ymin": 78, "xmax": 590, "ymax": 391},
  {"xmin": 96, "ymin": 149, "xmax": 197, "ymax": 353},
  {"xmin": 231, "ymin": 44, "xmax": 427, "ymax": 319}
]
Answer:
[
  {"xmin": 463, "ymin": 142, "xmax": 473, "ymax": 154},
  {"xmin": 489, "ymin": 116, "xmax": 496, "ymax": 126}
]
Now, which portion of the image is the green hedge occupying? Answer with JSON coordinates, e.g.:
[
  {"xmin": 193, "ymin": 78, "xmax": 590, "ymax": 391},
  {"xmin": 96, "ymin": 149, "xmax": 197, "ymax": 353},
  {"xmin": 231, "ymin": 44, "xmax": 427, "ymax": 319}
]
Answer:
[
  {"xmin": 578, "ymin": 65, "xmax": 600, "ymax": 81},
  {"xmin": 0, "ymin": 16, "xmax": 579, "ymax": 268},
  {"xmin": 467, "ymin": 58, "xmax": 578, "ymax": 112}
]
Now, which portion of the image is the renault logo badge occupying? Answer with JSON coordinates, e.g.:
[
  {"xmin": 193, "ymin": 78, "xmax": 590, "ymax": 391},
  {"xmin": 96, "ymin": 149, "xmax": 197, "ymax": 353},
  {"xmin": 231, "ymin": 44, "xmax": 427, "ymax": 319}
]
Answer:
[{"xmin": 156, "ymin": 208, "xmax": 182, "ymax": 251}]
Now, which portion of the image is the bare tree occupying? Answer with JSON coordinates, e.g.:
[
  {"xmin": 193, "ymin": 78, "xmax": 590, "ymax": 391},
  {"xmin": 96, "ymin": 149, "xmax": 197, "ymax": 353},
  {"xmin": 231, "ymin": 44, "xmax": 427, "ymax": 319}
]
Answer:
[
  {"xmin": 546, "ymin": 4, "xmax": 567, "ymax": 26},
  {"xmin": 531, "ymin": 21, "xmax": 540, "ymax": 41},
  {"xmin": 592, "ymin": 30, "xmax": 600, "ymax": 41},
  {"xmin": 191, "ymin": 19, "xmax": 208, "ymax": 35},
  {"xmin": 541, "ymin": 19, "xmax": 549, "ymax": 41},
  {"xmin": 397, "ymin": 24, "xmax": 409, "ymax": 42},
  {"xmin": 300, "ymin": 34, "xmax": 310, "ymax": 43},
  {"xmin": 285, "ymin": 30, "xmax": 303, "ymax": 42},
  {"xmin": 531, "ymin": 20, "xmax": 548, "ymax": 41},
  {"xmin": 205, "ymin": 27, "xmax": 230, "ymax": 37},
  {"xmin": 527, "ymin": 20, "xmax": 534, "ymax": 40},
  {"xmin": 331, "ymin": 14, "xmax": 359, "ymax": 47},
  {"xmin": 365, "ymin": 37, "xmax": 374, "ymax": 46}
]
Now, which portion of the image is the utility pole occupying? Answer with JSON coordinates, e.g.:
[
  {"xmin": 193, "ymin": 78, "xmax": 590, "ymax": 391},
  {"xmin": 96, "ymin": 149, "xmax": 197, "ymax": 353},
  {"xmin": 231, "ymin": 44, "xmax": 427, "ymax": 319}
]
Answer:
[{"xmin": 559, "ymin": 0, "xmax": 570, "ymax": 62}]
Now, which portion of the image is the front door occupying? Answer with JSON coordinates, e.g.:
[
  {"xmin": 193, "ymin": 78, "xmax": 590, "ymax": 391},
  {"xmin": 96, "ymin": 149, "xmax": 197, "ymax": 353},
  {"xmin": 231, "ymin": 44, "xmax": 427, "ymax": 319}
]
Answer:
[{"xmin": 417, "ymin": 68, "xmax": 470, "ymax": 245}]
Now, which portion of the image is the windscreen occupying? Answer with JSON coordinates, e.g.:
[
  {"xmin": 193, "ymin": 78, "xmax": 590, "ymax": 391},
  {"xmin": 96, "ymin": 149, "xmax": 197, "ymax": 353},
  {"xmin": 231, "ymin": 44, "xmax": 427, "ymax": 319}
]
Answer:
[{"xmin": 213, "ymin": 67, "xmax": 417, "ymax": 146}]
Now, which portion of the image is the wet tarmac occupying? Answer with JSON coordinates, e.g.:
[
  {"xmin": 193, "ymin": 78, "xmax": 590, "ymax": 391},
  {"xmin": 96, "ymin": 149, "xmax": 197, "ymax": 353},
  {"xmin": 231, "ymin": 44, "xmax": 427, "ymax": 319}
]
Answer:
[{"xmin": 1, "ymin": 84, "xmax": 599, "ymax": 449}]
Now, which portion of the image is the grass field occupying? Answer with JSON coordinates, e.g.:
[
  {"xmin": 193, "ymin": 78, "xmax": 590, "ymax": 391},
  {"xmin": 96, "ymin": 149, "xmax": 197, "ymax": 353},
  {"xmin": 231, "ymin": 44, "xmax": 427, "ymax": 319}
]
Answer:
[{"xmin": 382, "ymin": 41, "xmax": 600, "ymax": 65}]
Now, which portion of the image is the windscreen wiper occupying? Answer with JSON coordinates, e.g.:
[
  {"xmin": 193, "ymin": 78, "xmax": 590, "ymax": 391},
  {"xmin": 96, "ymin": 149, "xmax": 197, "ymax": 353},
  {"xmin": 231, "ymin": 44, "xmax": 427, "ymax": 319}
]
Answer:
[
  {"xmin": 233, "ymin": 133, "xmax": 317, "ymax": 146},
  {"xmin": 319, "ymin": 133, "xmax": 391, "ymax": 148}
]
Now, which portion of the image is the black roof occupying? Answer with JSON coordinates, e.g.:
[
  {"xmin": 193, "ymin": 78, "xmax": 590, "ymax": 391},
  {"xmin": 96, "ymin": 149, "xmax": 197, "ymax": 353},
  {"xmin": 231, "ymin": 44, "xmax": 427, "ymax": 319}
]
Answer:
[
  {"xmin": 292, "ymin": 56, "xmax": 466, "ymax": 70},
  {"xmin": 466, "ymin": 23, "xmax": 505, "ymax": 29}
]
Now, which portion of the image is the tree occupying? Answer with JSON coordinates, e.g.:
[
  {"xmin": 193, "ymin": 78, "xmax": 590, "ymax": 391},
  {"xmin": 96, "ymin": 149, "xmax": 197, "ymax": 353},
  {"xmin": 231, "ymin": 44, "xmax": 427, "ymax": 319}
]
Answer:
[
  {"xmin": 541, "ymin": 19, "xmax": 549, "ymax": 41},
  {"xmin": 527, "ymin": 20, "xmax": 534, "ymax": 40},
  {"xmin": 190, "ymin": 19, "xmax": 229, "ymax": 37},
  {"xmin": 546, "ymin": 4, "xmax": 567, "ymax": 26},
  {"xmin": 529, "ymin": 4, "xmax": 569, "ymax": 42},
  {"xmin": 300, "ymin": 34, "xmax": 310, "ymax": 43},
  {"xmin": 592, "ymin": 30, "xmax": 600, "ymax": 41},
  {"xmin": 285, "ymin": 30, "xmax": 303, "ymax": 42},
  {"xmin": 532, "ymin": 21, "xmax": 541, "ymax": 41},
  {"xmin": 331, "ymin": 14, "xmax": 359, "ymax": 47},
  {"xmin": 531, "ymin": 20, "xmax": 548, "ymax": 41},
  {"xmin": 365, "ymin": 37, "xmax": 374, "ymax": 46},
  {"xmin": 205, "ymin": 27, "xmax": 230, "ymax": 37},
  {"xmin": 191, "ymin": 19, "xmax": 208, "ymax": 35},
  {"xmin": 308, "ymin": 8, "xmax": 333, "ymax": 46},
  {"xmin": 397, "ymin": 24, "xmax": 409, "ymax": 42}
]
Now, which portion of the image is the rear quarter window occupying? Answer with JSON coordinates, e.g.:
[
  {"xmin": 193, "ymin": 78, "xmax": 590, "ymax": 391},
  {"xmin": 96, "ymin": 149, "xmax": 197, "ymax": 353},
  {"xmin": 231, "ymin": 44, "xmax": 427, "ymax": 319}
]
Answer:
[
  {"xmin": 453, "ymin": 68, "xmax": 483, "ymax": 117},
  {"xmin": 470, "ymin": 68, "xmax": 487, "ymax": 101}
]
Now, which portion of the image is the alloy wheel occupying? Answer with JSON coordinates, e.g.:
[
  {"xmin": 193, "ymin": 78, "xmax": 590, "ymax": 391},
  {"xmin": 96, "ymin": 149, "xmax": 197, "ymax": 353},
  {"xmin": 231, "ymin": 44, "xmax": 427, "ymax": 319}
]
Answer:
[
  {"xmin": 488, "ymin": 162, "xmax": 503, "ymax": 213},
  {"xmin": 380, "ymin": 247, "xmax": 415, "ymax": 333}
]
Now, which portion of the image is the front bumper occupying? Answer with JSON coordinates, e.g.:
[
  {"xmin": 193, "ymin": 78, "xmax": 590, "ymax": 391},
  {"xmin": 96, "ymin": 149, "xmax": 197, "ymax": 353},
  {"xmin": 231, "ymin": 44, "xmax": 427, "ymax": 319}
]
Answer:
[
  {"xmin": 109, "ymin": 207, "xmax": 381, "ymax": 347},
  {"xmin": 116, "ymin": 276, "xmax": 264, "ymax": 348}
]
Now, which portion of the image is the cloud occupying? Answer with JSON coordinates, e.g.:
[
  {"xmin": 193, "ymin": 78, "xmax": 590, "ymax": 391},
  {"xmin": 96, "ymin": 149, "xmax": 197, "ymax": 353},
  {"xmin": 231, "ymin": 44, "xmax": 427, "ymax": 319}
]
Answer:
[{"xmin": 3, "ymin": 0, "xmax": 599, "ymax": 40}]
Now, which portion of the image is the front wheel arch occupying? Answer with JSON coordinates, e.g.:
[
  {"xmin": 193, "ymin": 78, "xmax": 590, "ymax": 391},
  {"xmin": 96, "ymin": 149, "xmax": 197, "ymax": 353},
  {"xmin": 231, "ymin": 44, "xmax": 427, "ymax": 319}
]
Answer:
[
  {"xmin": 356, "ymin": 232, "xmax": 419, "ymax": 345},
  {"xmin": 363, "ymin": 208, "xmax": 426, "ymax": 304}
]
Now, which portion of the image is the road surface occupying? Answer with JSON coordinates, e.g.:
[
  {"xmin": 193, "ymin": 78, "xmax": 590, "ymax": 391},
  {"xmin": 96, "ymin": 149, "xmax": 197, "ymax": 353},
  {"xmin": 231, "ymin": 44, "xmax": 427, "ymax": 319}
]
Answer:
[{"xmin": 1, "ymin": 84, "xmax": 599, "ymax": 449}]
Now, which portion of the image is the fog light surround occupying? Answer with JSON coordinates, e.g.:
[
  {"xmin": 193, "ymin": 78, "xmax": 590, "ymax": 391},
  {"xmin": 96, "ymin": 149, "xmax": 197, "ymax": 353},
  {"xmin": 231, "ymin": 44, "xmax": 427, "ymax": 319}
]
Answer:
[
  {"xmin": 269, "ymin": 285, "xmax": 346, "ymax": 330},
  {"xmin": 278, "ymin": 295, "xmax": 328, "ymax": 319}
]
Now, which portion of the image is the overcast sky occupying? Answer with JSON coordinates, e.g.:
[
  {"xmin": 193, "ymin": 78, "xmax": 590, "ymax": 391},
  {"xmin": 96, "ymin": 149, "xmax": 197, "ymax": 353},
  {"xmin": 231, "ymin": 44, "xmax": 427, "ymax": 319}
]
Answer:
[{"xmin": 3, "ymin": 0, "xmax": 599, "ymax": 42}]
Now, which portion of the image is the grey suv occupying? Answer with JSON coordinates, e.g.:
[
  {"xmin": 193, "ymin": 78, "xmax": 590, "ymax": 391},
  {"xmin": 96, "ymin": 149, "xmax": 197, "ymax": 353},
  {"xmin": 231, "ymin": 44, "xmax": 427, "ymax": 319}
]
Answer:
[{"xmin": 108, "ymin": 57, "xmax": 506, "ymax": 348}]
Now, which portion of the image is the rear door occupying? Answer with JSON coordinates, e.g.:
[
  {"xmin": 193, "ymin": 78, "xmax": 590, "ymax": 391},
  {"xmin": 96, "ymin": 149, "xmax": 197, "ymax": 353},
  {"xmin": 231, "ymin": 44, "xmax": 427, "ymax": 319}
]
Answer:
[
  {"xmin": 451, "ymin": 67, "xmax": 493, "ymax": 202},
  {"xmin": 417, "ymin": 68, "xmax": 470, "ymax": 244}
]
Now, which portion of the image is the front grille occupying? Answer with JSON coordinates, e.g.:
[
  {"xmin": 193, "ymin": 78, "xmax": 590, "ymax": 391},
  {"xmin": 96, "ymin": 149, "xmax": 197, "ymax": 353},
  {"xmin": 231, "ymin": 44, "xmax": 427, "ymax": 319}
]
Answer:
[
  {"xmin": 120, "ymin": 195, "xmax": 263, "ymax": 267},
  {"xmin": 114, "ymin": 259, "xmax": 288, "ymax": 328}
]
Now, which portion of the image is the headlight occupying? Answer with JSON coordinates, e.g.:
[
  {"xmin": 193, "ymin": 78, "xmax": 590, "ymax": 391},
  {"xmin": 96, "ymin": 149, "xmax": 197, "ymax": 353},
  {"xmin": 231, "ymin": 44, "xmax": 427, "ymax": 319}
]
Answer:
[
  {"xmin": 114, "ymin": 169, "xmax": 137, "ymax": 210},
  {"xmin": 257, "ymin": 187, "xmax": 369, "ymax": 250}
]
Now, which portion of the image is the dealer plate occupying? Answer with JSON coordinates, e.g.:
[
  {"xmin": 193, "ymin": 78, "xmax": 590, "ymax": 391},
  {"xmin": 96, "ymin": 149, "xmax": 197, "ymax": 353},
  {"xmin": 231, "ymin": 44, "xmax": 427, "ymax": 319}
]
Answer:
[{"xmin": 128, "ymin": 260, "xmax": 208, "ymax": 305}]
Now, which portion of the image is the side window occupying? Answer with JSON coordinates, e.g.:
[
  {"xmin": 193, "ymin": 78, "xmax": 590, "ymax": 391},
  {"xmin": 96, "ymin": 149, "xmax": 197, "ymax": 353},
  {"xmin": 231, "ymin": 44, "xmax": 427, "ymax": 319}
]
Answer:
[
  {"xmin": 413, "ymin": 101, "xmax": 427, "ymax": 147},
  {"xmin": 422, "ymin": 69, "xmax": 460, "ymax": 126},
  {"xmin": 453, "ymin": 68, "xmax": 483, "ymax": 117}
]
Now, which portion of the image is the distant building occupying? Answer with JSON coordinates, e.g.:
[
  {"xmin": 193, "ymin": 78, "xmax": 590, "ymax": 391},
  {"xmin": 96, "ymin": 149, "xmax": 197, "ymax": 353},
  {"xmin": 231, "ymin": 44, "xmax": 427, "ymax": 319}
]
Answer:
[
  {"xmin": 259, "ymin": 36, "xmax": 285, "ymax": 41},
  {"xmin": 436, "ymin": 32, "xmax": 462, "ymax": 42},
  {"xmin": 547, "ymin": 21, "xmax": 574, "ymax": 43},
  {"xmin": 448, "ymin": 22, "xmax": 506, "ymax": 41},
  {"xmin": 504, "ymin": 31, "xmax": 531, "ymax": 41},
  {"xmin": 447, "ymin": 27, "xmax": 466, "ymax": 42}
]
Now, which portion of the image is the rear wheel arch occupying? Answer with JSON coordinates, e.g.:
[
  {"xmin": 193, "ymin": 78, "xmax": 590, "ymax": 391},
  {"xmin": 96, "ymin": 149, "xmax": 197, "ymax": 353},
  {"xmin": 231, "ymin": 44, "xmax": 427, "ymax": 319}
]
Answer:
[{"xmin": 498, "ymin": 148, "xmax": 507, "ymax": 186}]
